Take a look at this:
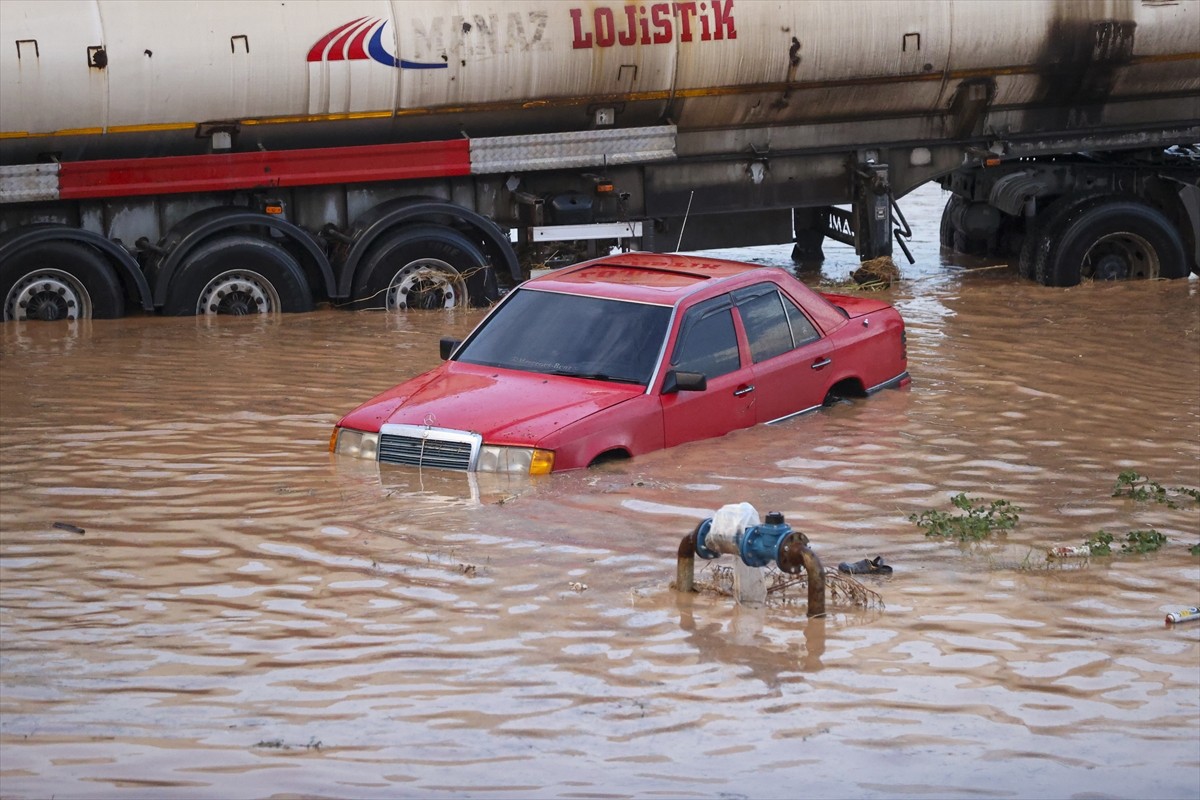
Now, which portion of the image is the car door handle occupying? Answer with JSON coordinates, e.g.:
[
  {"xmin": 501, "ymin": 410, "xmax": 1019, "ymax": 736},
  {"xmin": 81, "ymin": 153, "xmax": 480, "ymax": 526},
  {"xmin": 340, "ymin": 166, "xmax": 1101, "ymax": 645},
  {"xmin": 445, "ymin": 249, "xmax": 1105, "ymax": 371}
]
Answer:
[
  {"xmin": 733, "ymin": 384, "xmax": 756, "ymax": 396},
  {"xmin": 811, "ymin": 357, "xmax": 832, "ymax": 370}
]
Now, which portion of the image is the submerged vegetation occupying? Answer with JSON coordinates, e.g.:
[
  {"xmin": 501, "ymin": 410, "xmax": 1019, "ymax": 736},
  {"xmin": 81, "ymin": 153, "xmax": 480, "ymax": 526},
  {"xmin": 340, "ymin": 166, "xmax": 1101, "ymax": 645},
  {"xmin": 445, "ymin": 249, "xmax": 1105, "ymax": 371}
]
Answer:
[
  {"xmin": 909, "ymin": 493, "xmax": 1021, "ymax": 541},
  {"xmin": 1083, "ymin": 529, "xmax": 1168, "ymax": 556},
  {"xmin": 1112, "ymin": 470, "xmax": 1200, "ymax": 509},
  {"xmin": 910, "ymin": 473, "xmax": 1198, "ymax": 558},
  {"xmin": 1110, "ymin": 471, "xmax": 1200, "ymax": 555}
]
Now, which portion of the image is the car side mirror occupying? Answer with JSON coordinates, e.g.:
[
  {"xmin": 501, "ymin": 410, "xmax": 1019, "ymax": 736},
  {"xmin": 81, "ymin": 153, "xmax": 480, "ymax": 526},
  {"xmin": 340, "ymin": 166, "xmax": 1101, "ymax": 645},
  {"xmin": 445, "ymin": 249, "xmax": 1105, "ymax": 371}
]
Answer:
[
  {"xmin": 439, "ymin": 337, "xmax": 462, "ymax": 360},
  {"xmin": 661, "ymin": 370, "xmax": 707, "ymax": 394}
]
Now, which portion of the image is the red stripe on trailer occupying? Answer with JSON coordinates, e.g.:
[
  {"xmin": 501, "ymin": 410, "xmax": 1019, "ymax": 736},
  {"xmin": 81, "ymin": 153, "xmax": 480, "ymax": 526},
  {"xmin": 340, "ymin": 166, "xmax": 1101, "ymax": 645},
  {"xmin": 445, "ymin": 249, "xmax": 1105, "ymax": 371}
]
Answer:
[{"xmin": 57, "ymin": 140, "xmax": 471, "ymax": 200}]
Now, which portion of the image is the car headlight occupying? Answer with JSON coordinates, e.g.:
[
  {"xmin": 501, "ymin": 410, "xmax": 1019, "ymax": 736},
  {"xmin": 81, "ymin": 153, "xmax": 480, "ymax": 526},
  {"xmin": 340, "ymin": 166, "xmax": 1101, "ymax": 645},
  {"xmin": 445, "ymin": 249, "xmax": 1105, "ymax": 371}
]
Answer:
[
  {"xmin": 331, "ymin": 427, "xmax": 379, "ymax": 460},
  {"xmin": 477, "ymin": 445, "xmax": 555, "ymax": 475}
]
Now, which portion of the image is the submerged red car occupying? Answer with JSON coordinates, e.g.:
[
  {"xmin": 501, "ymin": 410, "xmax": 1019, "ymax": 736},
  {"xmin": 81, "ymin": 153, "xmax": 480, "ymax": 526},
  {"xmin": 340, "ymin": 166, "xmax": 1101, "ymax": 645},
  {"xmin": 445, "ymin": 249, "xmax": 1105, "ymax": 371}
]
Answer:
[{"xmin": 332, "ymin": 253, "xmax": 908, "ymax": 474}]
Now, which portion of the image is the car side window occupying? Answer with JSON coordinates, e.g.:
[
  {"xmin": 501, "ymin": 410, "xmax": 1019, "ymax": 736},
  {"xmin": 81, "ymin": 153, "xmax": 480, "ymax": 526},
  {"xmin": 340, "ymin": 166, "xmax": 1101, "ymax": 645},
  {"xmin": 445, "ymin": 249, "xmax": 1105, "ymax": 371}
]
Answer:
[
  {"xmin": 734, "ymin": 284, "xmax": 820, "ymax": 363},
  {"xmin": 671, "ymin": 296, "xmax": 740, "ymax": 379},
  {"xmin": 783, "ymin": 294, "xmax": 819, "ymax": 346}
]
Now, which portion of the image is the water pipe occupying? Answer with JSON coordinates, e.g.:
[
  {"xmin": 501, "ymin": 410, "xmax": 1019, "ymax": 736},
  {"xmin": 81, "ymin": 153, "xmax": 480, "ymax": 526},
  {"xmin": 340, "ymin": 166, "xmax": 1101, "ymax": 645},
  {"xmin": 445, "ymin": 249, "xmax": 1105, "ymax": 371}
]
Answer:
[{"xmin": 677, "ymin": 510, "xmax": 826, "ymax": 617}]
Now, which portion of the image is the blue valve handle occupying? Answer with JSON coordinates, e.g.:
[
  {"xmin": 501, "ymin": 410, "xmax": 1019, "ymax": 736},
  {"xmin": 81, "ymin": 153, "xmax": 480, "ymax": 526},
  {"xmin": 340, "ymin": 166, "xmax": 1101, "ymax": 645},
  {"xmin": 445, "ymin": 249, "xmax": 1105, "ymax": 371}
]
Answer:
[{"xmin": 694, "ymin": 512, "xmax": 794, "ymax": 568}]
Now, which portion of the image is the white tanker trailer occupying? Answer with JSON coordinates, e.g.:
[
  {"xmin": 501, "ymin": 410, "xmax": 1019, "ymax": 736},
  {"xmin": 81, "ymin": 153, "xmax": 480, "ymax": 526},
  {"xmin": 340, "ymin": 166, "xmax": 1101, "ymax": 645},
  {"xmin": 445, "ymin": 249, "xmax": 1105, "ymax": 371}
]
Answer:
[{"xmin": 0, "ymin": 0, "xmax": 1197, "ymax": 320}]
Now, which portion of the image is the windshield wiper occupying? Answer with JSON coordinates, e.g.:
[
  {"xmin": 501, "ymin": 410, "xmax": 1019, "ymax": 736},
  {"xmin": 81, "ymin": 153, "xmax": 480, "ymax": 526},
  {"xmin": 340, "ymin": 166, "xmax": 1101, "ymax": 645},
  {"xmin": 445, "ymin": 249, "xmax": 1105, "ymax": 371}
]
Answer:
[{"xmin": 548, "ymin": 369, "xmax": 641, "ymax": 384}]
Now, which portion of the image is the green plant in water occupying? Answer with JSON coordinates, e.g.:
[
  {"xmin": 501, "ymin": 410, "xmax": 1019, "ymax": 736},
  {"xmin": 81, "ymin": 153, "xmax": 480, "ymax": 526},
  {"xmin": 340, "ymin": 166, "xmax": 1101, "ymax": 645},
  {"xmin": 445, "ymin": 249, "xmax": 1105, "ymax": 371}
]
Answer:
[
  {"xmin": 1084, "ymin": 528, "xmax": 1167, "ymax": 555},
  {"xmin": 1112, "ymin": 471, "xmax": 1200, "ymax": 509},
  {"xmin": 1190, "ymin": 543, "xmax": 1200, "ymax": 556},
  {"xmin": 910, "ymin": 493, "xmax": 1021, "ymax": 541},
  {"xmin": 1123, "ymin": 529, "xmax": 1167, "ymax": 553},
  {"xmin": 1084, "ymin": 530, "xmax": 1114, "ymax": 556}
]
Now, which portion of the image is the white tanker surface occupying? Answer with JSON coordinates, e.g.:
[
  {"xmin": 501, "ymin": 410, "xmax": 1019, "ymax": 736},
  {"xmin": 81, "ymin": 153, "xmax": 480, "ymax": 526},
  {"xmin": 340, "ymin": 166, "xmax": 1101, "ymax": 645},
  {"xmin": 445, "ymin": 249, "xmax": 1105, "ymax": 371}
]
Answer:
[
  {"xmin": 0, "ymin": 1, "xmax": 1197, "ymax": 321},
  {"xmin": 2, "ymin": 0, "xmax": 1196, "ymax": 161}
]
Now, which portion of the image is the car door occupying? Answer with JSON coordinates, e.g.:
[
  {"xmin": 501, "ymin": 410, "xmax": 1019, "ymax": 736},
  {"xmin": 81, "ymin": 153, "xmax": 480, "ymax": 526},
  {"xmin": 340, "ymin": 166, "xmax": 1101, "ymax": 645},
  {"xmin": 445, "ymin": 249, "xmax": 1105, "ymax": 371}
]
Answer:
[
  {"xmin": 733, "ymin": 283, "xmax": 831, "ymax": 424},
  {"xmin": 660, "ymin": 294, "xmax": 757, "ymax": 447}
]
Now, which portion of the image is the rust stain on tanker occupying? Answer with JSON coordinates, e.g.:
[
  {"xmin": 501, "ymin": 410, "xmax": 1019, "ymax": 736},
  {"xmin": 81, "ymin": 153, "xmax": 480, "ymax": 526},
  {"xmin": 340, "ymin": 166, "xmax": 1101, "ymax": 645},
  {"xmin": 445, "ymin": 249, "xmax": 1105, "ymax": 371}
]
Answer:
[{"xmin": 1034, "ymin": 17, "xmax": 1139, "ymax": 128}]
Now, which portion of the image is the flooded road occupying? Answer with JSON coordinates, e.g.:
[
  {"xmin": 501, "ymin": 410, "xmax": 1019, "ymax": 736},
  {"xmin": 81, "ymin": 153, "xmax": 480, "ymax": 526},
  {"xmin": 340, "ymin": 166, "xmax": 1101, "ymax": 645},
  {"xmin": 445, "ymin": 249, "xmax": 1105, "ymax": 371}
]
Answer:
[{"xmin": 2, "ymin": 184, "xmax": 1199, "ymax": 799}]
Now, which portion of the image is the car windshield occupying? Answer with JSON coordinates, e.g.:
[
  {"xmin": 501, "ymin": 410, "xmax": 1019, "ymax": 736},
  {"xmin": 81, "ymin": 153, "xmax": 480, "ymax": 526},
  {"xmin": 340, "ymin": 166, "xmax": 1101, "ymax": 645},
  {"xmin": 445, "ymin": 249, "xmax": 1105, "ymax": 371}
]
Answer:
[{"xmin": 455, "ymin": 289, "xmax": 672, "ymax": 385}]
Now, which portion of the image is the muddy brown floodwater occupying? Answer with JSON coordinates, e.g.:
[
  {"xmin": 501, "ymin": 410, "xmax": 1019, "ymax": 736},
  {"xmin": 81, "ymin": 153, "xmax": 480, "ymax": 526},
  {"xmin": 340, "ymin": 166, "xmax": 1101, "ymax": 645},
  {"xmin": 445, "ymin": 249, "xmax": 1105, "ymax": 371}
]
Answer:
[{"xmin": 2, "ymin": 184, "xmax": 1199, "ymax": 799}]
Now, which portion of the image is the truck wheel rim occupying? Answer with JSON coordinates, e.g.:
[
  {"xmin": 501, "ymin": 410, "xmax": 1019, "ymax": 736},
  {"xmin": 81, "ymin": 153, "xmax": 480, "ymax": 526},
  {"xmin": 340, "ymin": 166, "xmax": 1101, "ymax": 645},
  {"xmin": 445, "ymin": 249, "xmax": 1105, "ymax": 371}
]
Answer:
[
  {"xmin": 4, "ymin": 269, "xmax": 93, "ymax": 321},
  {"xmin": 1081, "ymin": 232, "xmax": 1159, "ymax": 281},
  {"xmin": 385, "ymin": 261, "xmax": 465, "ymax": 310},
  {"xmin": 196, "ymin": 270, "xmax": 280, "ymax": 315}
]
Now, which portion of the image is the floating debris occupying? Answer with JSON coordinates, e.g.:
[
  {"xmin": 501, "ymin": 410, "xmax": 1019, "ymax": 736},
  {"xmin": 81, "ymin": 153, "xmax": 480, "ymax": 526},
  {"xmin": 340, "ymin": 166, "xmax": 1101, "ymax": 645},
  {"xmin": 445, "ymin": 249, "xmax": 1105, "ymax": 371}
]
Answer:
[
  {"xmin": 1166, "ymin": 607, "xmax": 1200, "ymax": 625},
  {"xmin": 1047, "ymin": 545, "xmax": 1091, "ymax": 559},
  {"xmin": 837, "ymin": 556, "xmax": 893, "ymax": 575},
  {"xmin": 52, "ymin": 522, "xmax": 85, "ymax": 535}
]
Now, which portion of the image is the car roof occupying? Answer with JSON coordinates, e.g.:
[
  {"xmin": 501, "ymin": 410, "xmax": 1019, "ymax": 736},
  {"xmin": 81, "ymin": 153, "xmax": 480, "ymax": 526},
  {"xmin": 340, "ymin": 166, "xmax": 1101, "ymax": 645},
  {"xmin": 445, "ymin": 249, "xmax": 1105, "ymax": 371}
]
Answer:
[{"xmin": 524, "ymin": 253, "xmax": 786, "ymax": 305}]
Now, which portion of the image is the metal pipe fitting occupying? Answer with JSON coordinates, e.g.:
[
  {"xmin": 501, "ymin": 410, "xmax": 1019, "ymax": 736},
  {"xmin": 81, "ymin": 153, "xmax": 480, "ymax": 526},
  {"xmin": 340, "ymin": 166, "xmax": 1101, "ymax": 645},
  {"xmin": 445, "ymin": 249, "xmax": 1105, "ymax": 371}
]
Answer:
[
  {"xmin": 676, "ymin": 524, "xmax": 699, "ymax": 593},
  {"xmin": 677, "ymin": 509, "xmax": 827, "ymax": 617},
  {"xmin": 777, "ymin": 532, "xmax": 826, "ymax": 618},
  {"xmin": 696, "ymin": 510, "xmax": 794, "ymax": 566}
]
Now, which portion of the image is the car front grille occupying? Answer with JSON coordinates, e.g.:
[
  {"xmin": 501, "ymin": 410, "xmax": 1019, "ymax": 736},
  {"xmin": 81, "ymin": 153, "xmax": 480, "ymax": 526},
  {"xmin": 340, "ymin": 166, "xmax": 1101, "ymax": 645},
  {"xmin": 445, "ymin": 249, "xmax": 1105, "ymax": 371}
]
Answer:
[{"xmin": 377, "ymin": 424, "xmax": 481, "ymax": 471}]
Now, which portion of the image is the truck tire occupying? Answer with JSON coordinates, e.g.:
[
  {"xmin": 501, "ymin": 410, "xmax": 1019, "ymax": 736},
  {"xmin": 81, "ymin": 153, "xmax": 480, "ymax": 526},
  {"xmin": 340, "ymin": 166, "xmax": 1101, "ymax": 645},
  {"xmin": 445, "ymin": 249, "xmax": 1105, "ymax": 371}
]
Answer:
[
  {"xmin": 1016, "ymin": 227, "xmax": 1039, "ymax": 281},
  {"xmin": 163, "ymin": 234, "xmax": 312, "ymax": 316},
  {"xmin": 1017, "ymin": 194, "xmax": 1097, "ymax": 280},
  {"xmin": 1032, "ymin": 200, "xmax": 1188, "ymax": 287},
  {"xmin": 938, "ymin": 196, "xmax": 959, "ymax": 249},
  {"xmin": 1, "ymin": 241, "xmax": 124, "ymax": 321},
  {"xmin": 352, "ymin": 224, "xmax": 491, "ymax": 311}
]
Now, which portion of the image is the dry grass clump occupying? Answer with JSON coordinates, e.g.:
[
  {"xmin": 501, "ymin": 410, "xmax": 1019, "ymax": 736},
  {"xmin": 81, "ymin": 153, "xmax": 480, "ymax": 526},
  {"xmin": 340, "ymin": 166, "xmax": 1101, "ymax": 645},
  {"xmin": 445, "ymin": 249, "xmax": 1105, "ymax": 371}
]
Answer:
[
  {"xmin": 694, "ymin": 563, "xmax": 884, "ymax": 610},
  {"xmin": 850, "ymin": 255, "xmax": 900, "ymax": 289}
]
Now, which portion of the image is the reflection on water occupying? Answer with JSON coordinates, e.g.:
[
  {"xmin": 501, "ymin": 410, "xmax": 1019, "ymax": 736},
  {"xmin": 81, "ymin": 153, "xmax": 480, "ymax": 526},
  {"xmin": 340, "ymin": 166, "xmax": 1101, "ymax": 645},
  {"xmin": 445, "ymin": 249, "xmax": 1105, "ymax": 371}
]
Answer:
[{"xmin": 2, "ymin": 185, "xmax": 1198, "ymax": 798}]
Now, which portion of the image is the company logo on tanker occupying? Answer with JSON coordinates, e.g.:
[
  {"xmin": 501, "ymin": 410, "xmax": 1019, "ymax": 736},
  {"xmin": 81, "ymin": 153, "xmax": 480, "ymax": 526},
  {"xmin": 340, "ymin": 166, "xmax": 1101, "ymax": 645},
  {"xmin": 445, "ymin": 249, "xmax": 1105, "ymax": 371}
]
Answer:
[
  {"xmin": 307, "ymin": 16, "xmax": 447, "ymax": 69},
  {"xmin": 308, "ymin": 4, "xmax": 733, "ymax": 70},
  {"xmin": 570, "ymin": 1, "xmax": 736, "ymax": 49}
]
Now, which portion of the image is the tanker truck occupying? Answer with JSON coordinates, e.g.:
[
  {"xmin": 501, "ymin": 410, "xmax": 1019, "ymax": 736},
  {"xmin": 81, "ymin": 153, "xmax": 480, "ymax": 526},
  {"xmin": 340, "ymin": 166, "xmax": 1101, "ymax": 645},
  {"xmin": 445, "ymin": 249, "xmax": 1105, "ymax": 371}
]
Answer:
[{"xmin": 1, "ymin": 0, "xmax": 1197, "ymax": 321}]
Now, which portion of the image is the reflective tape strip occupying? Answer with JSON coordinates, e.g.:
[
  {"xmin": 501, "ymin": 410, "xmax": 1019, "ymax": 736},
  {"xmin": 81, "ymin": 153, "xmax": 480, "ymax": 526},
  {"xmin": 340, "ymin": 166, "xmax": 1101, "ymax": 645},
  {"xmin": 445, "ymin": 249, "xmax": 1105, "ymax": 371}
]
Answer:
[
  {"xmin": 0, "ymin": 126, "xmax": 671, "ymax": 203},
  {"xmin": 469, "ymin": 125, "xmax": 676, "ymax": 174},
  {"xmin": 0, "ymin": 163, "xmax": 61, "ymax": 203},
  {"xmin": 52, "ymin": 140, "xmax": 470, "ymax": 200},
  {"xmin": 530, "ymin": 222, "xmax": 642, "ymax": 241}
]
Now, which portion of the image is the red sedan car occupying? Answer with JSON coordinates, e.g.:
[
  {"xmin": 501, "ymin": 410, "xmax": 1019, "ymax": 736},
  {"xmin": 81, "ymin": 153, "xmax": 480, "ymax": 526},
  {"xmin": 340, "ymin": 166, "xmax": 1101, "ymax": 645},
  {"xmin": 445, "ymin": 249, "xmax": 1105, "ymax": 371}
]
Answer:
[{"xmin": 332, "ymin": 254, "xmax": 908, "ymax": 474}]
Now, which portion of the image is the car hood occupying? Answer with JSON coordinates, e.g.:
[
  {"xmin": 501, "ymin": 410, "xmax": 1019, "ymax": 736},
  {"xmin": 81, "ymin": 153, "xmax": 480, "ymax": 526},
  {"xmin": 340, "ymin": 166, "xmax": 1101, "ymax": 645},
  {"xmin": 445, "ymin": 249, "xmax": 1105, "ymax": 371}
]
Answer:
[{"xmin": 337, "ymin": 361, "xmax": 644, "ymax": 445}]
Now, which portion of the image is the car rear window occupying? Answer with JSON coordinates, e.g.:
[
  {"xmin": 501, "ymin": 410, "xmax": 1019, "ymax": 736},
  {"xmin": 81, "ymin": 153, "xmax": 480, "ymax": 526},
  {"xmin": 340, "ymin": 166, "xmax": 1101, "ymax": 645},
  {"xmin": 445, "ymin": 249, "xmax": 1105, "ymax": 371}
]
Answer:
[
  {"xmin": 734, "ymin": 283, "xmax": 820, "ymax": 363},
  {"xmin": 455, "ymin": 289, "xmax": 671, "ymax": 385}
]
